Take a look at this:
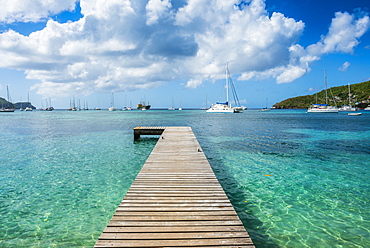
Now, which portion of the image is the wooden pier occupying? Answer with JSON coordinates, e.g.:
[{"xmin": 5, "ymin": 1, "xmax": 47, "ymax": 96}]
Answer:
[{"xmin": 95, "ymin": 126, "xmax": 255, "ymax": 247}]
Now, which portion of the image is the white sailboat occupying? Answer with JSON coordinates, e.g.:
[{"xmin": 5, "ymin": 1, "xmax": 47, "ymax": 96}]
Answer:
[
  {"xmin": 127, "ymin": 100, "xmax": 133, "ymax": 110},
  {"xmin": 168, "ymin": 97, "xmax": 175, "ymax": 110},
  {"xmin": 108, "ymin": 92, "xmax": 116, "ymax": 111},
  {"xmin": 307, "ymin": 71, "xmax": 338, "ymax": 113},
  {"xmin": 200, "ymin": 94, "xmax": 208, "ymax": 110},
  {"xmin": 122, "ymin": 95, "xmax": 129, "ymax": 111},
  {"xmin": 339, "ymin": 83, "xmax": 357, "ymax": 111},
  {"xmin": 19, "ymin": 100, "xmax": 24, "ymax": 111},
  {"xmin": 0, "ymin": 86, "xmax": 15, "ymax": 112},
  {"xmin": 260, "ymin": 98, "xmax": 270, "ymax": 111},
  {"xmin": 206, "ymin": 64, "xmax": 243, "ymax": 113},
  {"xmin": 25, "ymin": 93, "xmax": 32, "ymax": 111}
]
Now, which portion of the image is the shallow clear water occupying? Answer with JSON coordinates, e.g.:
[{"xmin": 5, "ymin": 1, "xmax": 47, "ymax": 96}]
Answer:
[{"xmin": 0, "ymin": 110, "xmax": 369, "ymax": 247}]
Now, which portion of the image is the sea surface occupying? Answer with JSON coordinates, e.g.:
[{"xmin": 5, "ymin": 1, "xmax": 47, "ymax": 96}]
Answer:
[{"xmin": 0, "ymin": 109, "xmax": 369, "ymax": 247}]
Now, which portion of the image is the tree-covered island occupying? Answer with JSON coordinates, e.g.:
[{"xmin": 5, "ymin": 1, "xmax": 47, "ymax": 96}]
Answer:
[{"xmin": 273, "ymin": 80, "xmax": 370, "ymax": 109}]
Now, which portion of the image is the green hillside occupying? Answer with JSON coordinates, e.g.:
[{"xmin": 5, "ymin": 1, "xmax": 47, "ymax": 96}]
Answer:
[
  {"xmin": 0, "ymin": 97, "xmax": 14, "ymax": 108},
  {"xmin": 273, "ymin": 80, "xmax": 370, "ymax": 109},
  {"xmin": 0, "ymin": 97, "xmax": 36, "ymax": 109}
]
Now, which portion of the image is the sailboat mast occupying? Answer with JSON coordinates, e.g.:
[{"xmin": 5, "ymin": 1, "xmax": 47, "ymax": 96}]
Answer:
[
  {"xmin": 324, "ymin": 70, "xmax": 328, "ymax": 105},
  {"xmin": 348, "ymin": 83, "xmax": 351, "ymax": 105},
  {"xmin": 111, "ymin": 92, "xmax": 114, "ymax": 107},
  {"xmin": 226, "ymin": 64, "xmax": 229, "ymax": 105},
  {"xmin": 6, "ymin": 85, "xmax": 10, "ymax": 102}
]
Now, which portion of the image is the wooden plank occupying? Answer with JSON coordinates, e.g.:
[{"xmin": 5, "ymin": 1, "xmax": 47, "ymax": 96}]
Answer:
[
  {"xmin": 115, "ymin": 207, "xmax": 237, "ymax": 211},
  {"xmin": 103, "ymin": 226, "xmax": 247, "ymax": 233},
  {"xmin": 113, "ymin": 211, "xmax": 238, "ymax": 216},
  {"xmin": 111, "ymin": 216, "xmax": 242, "ymax": 221},
  {"xmin": 123, "ymin": 194, "xmax": 229, "ymax": 198},
  {"xmin": 119, "ymin": 203, "xmax": 233, "ymax": 207},
  {"xmin": 99, "ymin": 232, "xmax": 250, "ymax": 239},
  {"xmin": 95, "ymin": 238, "xmax": 254, "ymax": 247},
  {"xmin": 95, "ymin": 126, "xmax": 255, "ymax": 247},
  {"xmin": 119, "ymin": 199, "xmax": 231, "ymax": 203}
]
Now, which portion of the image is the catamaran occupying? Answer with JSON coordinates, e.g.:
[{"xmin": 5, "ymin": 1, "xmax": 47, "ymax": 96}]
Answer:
[{"xmin": 206, "ymin": 64, "xmax": 243, "ymax": 113}]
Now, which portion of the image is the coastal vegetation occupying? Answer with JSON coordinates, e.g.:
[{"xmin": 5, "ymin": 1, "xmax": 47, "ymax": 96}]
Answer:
[
  {"xmin": 14, "ymin": 102, "xmax": 36, "ymax": 109},
  {"xmin": 273, "ymin": 80, "xmax": 370, "ymax": 109},
  {"xmin": 0, "ymin": 97, "xmax": 14, "ymax": 108},
  {"xmin": 0, "ymin": 97, "xmax": 35, "ymax": 109}
]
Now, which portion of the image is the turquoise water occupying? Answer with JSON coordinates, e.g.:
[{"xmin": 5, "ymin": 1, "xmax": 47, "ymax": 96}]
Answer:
[{"xmin": 0, "ymin": 110, "xmax": 369, "ymax": 247}]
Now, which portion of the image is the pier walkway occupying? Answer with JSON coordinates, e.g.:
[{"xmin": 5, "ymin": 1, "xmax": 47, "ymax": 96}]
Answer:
[{"xmin": 95, "ymin": 126, "xmax": 254, "ymax": 247}]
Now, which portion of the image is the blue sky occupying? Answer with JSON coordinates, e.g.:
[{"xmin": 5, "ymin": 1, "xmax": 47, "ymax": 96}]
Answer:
[{"xmin": 0, "ymin": 0, "xmax": 369, "ymax": 109}]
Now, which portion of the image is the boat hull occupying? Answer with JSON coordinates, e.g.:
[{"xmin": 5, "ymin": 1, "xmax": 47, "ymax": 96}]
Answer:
[
  {"xmin": 307, "ymin": 108, "xmax": 338, "ymax": 113},
  {"xmin": 0, "ymin": 108, "xmax": 15, "ymax": 112},
  {"xmin": 137, "ymin": 104, "xmax": 151, "ymax": 110},
  {"xmin": 206, "ymin": 104, "xmax": 243, "ymax": 113},
  {"xmin": 307, "ymin": 104, "xmax": 339, "ymax": 113},
  {"xmin": 339, "ymin": 105, "xmax": 358, "ymax": 111}
]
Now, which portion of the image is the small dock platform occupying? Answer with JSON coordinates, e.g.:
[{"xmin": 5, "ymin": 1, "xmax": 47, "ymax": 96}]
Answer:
[
  {"xmin": 133, "ymin": 126, "xmax": 166, "ymax": 139},
  {"xmin": 95, "ymin": 126, "xmax": 254, "ymax": 247}
]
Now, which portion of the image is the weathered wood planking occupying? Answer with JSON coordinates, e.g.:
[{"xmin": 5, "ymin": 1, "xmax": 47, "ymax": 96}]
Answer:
[{"xmin": 95, "ymin": 126, "xmax": 255, "ymax": 247}]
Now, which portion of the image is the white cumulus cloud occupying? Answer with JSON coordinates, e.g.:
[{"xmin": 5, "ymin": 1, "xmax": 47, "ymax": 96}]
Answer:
[
  {"xmin": 145, "ymin": 0, "xmax": 172, "ymax": 25},
  {"xmin": 273, "ymin": 11, "xmax": 369, "ymax": 83},
  {"xmin": 307, "ymin": 12, "xmax": 370, "ymax": 55},
  {"xmin": 276, "ymin": 65, "xmax": 308, "ymax": 84},
  {"xmin": 0, "ymin": 0, "xmax": 78, "ymax": 23},
  {"xmin": 338, "ymin": 61, "xmax": 351, "ymax": 71},
  {"xmin": 0, "ymin": 0, "xmax": 369, "ymax": 99}
]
